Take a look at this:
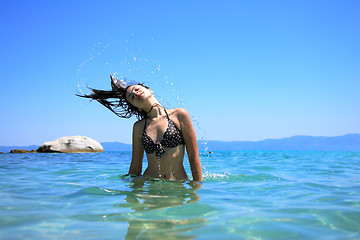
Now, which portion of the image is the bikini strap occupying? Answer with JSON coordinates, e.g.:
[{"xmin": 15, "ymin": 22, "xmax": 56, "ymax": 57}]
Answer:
[
  {"xmin": 143, "ymin": 117, "xmax": 148, "ymax": 131},
  {"xmin": 143, "ymin": 106, "xmax": 168, "ymax": 132},
  {"xmin": 143, "ymin": 104, "xmax": 156, "ymax": 132},
  {"xmin": 164, "ymin": 108, "xmax": 170, "ymax": 120}
]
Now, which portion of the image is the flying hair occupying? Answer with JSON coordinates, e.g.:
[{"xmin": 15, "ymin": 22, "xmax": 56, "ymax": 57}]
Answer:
[{"xmin": 76, "ymin": 75, "xmax": 149, "ymax": 120}]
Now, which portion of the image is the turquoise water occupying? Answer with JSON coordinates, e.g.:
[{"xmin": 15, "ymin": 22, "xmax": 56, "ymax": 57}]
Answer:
[{"xmin": 1, "ymin": 151, "xmax": 360, "ymax": 239}]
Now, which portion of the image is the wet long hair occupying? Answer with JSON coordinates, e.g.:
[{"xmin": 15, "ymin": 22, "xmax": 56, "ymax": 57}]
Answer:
[{"xmin": 76, "ymin": 75, "xmax": 149, "ymax": 120}]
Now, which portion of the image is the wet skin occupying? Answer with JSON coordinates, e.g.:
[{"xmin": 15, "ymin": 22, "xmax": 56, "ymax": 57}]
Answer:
[{"xmin": 125, "ymin": 85, "xmax": 202, "ymax": 181}]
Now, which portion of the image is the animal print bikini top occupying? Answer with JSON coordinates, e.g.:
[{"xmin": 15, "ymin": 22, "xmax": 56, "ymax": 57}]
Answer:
[{"xmin": 142, "ymin": 109, "xmax": 185, "ymax": 158}]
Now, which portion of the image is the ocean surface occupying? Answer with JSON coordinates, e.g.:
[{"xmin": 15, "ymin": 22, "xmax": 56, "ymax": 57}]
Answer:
[{"xmin": 1, "ymin": 151, "xmax": 359, "ymax": 239}]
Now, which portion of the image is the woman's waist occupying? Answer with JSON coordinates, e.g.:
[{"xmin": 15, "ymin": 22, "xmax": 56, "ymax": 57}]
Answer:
[
  {"xmin": 145, "ymin": 160, "xmax": 185, "ymax": 172},
  {"xmin": 144, "ymin": 167, "xmax": 188, "ymax": 180},
  {"xmin": 146, "ymin": 156, "xmax": 184, "ymax": 168}
]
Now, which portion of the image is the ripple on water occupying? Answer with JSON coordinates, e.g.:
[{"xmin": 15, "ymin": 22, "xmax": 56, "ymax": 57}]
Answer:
[{"xmin": 1, "ymin": 151, "xmax": 360, "ymax": 239}]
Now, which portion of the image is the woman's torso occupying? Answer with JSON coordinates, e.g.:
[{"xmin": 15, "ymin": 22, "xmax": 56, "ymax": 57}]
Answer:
[
  {"xmin": 141, "ymin": 109, "xmax": 188, "ymax": 180},
  {"xmin": 144, "ymin": 146, "xmax": 188, "ymax": 180}
]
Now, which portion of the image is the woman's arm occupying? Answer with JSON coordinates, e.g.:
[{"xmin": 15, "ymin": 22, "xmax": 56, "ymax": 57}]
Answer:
[
  {"xmin": 177, "ymin": 108, "xmax": 203, "ymax": 181},
  {"xmin": 128, "ymin": 120, "xmax": 144, "ymax": 175}
]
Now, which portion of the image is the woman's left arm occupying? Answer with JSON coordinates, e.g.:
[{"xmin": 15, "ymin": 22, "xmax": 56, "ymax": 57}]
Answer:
[{"xmin": 177, "ymin": 108, "xmax": 203, "ymax": 181}]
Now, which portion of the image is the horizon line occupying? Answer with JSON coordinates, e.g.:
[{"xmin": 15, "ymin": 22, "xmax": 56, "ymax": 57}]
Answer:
[{"xmin": 2, "ymin": 133, "xmax": 359, "ymax": 147}]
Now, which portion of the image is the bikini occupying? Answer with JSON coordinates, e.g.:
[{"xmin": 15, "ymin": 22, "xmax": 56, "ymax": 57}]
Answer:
[{"xmin": 142, "ymin": 109, "xmax": 185, "ymax": 158}]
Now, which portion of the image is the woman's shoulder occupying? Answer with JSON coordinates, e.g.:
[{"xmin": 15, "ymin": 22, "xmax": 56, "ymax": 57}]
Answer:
[
  {"xmin": 168, "ymin": 108, "xmax": 187, "ymax": 115},
  {"xmin": 133, "ymin": 119, "xmax": 146, "ymax": 132},
  {"xmin": 168, "ymin": 108, "xmax": 190, "ymax": 121}
]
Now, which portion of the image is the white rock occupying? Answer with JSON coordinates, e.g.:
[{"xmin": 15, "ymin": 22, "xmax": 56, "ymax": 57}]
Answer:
[{"xmin": 37, "ymin": 136, "xmax": 103, "ymax": 153}]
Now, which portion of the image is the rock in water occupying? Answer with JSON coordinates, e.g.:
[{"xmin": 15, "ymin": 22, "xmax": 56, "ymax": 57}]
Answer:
[
  {"xmin": 10, "ymin": 149, "xmax": 32, "ymax": 153},
  {"xmin": 37, "ymin": 136, "xmax": 103, "ymax": 153}
]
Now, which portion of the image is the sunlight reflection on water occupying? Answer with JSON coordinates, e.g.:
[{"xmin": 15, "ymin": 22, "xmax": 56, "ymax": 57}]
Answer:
[{"xmin": 1, "ymin": 151, "xmax": 360, "ymax": 239}]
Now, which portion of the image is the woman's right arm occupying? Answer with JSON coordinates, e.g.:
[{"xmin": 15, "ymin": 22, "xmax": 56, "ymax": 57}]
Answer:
[{"xmin": 128, "ymin": 121, "xmax": 144, "ymax": 175}]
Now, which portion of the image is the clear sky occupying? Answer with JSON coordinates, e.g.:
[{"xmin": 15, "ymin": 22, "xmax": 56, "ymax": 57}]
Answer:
[{"xmin": 1, "ymin": 0, "xmax": 359, "ymax": 146}]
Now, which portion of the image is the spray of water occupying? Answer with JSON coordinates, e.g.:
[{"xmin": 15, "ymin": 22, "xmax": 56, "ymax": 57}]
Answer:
[
  {"xmin": 76, "ymin": 42, "xmax": 110, "ymax": 96},
  {"xmin": 75, "ymin": 33, "xmax": 211, "ymax": 175}
]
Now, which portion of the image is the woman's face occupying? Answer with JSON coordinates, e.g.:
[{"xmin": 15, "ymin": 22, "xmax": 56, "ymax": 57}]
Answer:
[{"xmin": 125, "ymin": 85, "xmax": 152, "ymax": 108}]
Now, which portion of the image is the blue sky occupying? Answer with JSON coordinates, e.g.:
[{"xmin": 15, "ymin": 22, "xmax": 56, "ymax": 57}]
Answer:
[{"xmin": 1, "ymin": 0, "xmax": 359, "ymax": 146}]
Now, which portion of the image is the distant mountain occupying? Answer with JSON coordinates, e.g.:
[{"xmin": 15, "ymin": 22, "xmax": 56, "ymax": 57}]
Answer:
[
  {"xmin": 1, "ymin": 134, "xmax": 359, "ymax": 153},
  {"xmin": 98, "ymin": 134, "xmax": 360, "ymax": 152},
  {"xmin": 0, "ymin": 142, "xmax": 132, "ymax": 153},
  {"xmin": 101, "ymin": 142, "xmax": 132, "ymax": 151},
  {"xmin": 198, "ymin": 134, "xmax": 360, "ymax": 151},
  {"xmin": 0, "ymin": 145, "xmax": 39, "ymax": 153}
]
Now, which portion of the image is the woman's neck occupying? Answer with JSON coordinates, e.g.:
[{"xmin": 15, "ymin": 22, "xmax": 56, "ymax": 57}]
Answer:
[{"xmin": 146, "ymin": 103, "xmax": 165, "ymax": 119}]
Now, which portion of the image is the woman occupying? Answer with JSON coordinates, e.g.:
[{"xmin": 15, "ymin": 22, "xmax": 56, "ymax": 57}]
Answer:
[{"xmin": 78, "ymin": 75, "xmax": 202, "ymax": 181}]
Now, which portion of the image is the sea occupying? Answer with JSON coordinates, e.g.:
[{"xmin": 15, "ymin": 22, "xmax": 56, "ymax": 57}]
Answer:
[{"xmin": 1, "ymin": 151, "xmax": 359, "ymax": 239}]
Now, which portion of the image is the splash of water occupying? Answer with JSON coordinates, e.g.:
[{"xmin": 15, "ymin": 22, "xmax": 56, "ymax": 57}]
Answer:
[
  {"xmin": 76, "ymin": 41, "xmax": 110, "ymax": 95},
  {"xmin": 75, "ymin": 33, "xmax": 210, "ymax": 176}
]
